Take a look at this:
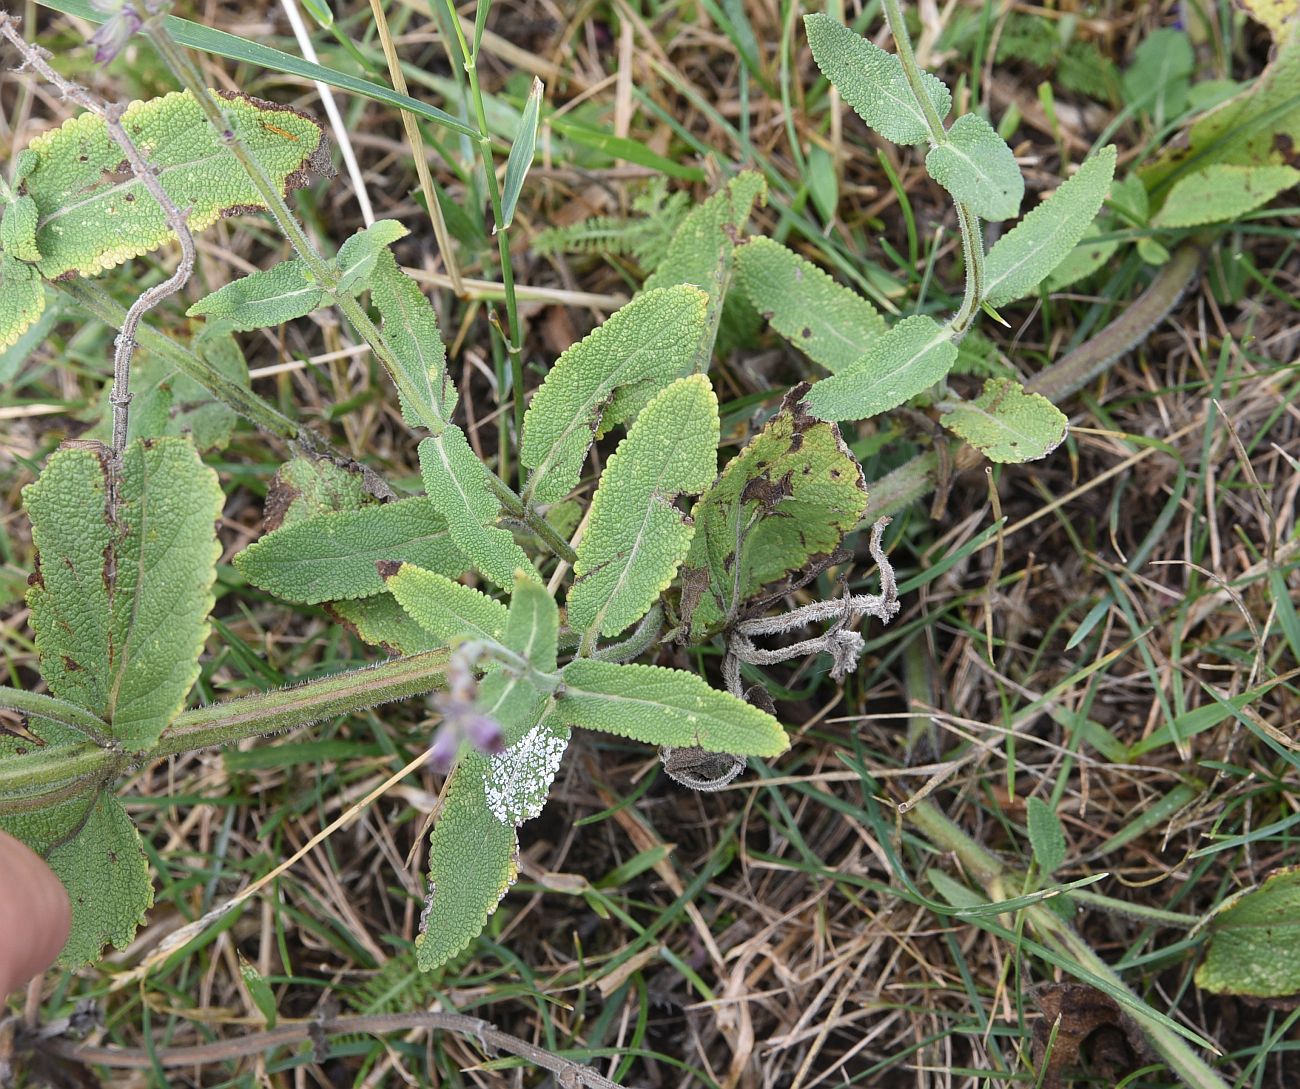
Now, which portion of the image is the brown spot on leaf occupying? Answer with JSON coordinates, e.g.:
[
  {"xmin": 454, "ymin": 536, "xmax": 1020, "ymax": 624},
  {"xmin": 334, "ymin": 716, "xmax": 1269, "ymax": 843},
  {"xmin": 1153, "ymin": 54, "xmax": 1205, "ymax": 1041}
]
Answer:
[
  {"xmin": 61, "ymin": 656, "xmax": 83, "ymax": 672},
  {"xmin": 741, "ymin": 470, "xmax": 794, "ymax": 513},
  {"xmin": 376, "ymin": 559, "xmax": 403, "ymax": 580}
]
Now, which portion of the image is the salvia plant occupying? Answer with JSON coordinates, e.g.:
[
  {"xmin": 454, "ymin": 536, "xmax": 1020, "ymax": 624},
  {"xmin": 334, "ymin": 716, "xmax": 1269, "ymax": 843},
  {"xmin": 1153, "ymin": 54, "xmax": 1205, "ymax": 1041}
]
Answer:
[{"xmin": 0, "ymin": 4, "xmax": 1133, "ymax": 979}]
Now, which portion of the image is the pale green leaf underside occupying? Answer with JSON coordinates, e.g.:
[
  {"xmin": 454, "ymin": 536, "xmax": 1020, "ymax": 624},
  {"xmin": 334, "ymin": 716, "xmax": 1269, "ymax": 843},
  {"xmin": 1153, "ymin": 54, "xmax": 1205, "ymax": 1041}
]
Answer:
[
  {"xmin": 484, "ymin": 709, "xmax": 569, "ymax": 825},
  {"xmin": 736, "ymin": 237, "xmax": 885, "ymax": 372},
  {"xmin": 235, "ymin": 497, "xmax": 467, "ymax": 604},
  {"xmin": 417, "ymin": 751, "xmax": 517, "ymax": 971},
  {"xmin": 803, "ymin": 314, "xmax": 957, "ymax": 422},
  {"xmin": 1152, "ymin": 163, "xmax": 1300, "ymax": 228},
  {"xmin": 520, "ymin": 285, "xmax": 708, "ymax": 505},
  {"xmin": 419, "ymin": 428, "xmax": 533, "ymax": 589},
  {"xmin": 1196, "ymin": 866, "xmax": 1300, "ymax": 998},
  {"xmin": 187, "ymin": 258, "xmax": 324, "ymax": 330},
  {"xmin": 501, "ymin": 571, "xmax": 559, "ymax": 675},
  {"xmin": 558, "ymin": 660, "xmax": 789, "ymax": 756},
  {"xmin": 372, "ymin": 252, "xmax": 457, "ymax": 433},
  {"xmin": 982, "ymin": 146, "xmax": 1117, "ymax": 306},
  {"xmin": 0, "ymin": 253, "xmax": 45, "ymax": 350},
  {"xmin": 641, "ymin": 172, "xmax": 767, "ymax": 375},
  {"xmin": 941, "ymin": 378, "xmax": 1068, "ymax": 463},
  {"xmin": 1025, "ymin": 796, "xmax": 1067, "ymax": 875},
  {"xmin": 805, "ymin": 13, "xmax": 952, "ymax": 146},
  {"xmin": 336, "ymin": 218, "xmax": 409, "ymax": 293},
  {"xmin": 681, "ymin": 387, "xmax": 868, "ymax": 637},
  {"xmin": 570, "ymin": 375, "xmax": 720, "ymax": 639},
  {"xmin": 384, "ymin": 563, "xmax": 508, "ymax": 646},
  {"xmin": 25, "ymin": 90, "xmax": 327, "ymax": 279},
  {"xmin": 24, "ymin": 437, "xmax": 223, "ymax": 749},
  {"xmin": 925, "ymin": 113, "xmax": 1023, "ymax": 221},
  {"xmin": 331, "ymin": 593, "xmax": 440, "ymax": 655}
]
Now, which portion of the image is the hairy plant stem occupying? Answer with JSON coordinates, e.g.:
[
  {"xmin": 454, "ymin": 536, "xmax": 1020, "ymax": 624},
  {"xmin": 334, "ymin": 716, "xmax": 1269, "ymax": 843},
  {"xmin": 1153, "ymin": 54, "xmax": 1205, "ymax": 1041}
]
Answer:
[
  {"xmin": 144, "ymin": 22, "xmax": 566, "ymax": 556},
  {"xmin": 0, "ymin": 743, "xmax": 119, "ymax": 806},
  {"xmin": 442, "ymin": 0, "xmax": 528, "ymax": 455},
  {"xmin": 878, "ymin": 0, "xmax": 984, "ymax": 335},
  {"xmin": 904, "ymin": 799, "xmax": 1230, "ymax": 1089},
  {"xmin": 0, "ymin": 687, "xmax": 112, "ymax": 745},
  {"xmin": 152, "ymin": 649, "xmax": 451, "ymax": 758},
  {"xmin": 866, "ymin": 243, "xmax": 1202, "ymax": 520}
]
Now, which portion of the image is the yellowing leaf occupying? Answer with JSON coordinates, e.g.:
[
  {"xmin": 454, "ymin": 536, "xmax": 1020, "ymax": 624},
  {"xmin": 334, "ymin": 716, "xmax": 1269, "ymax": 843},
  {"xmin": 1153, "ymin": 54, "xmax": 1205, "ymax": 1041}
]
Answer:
[
  {"xmin": 735, "ymin": 237, "xmax": 885, "ymax": 372},
  {"xmin": 570, "ymin": 375, "xmax": 719, "ymax": 639},
  {"xmin": 941, "ymin": 378, "xmax": 1068, "ymax": 463},
  {"xmin": 235, "ymin": 498, "xmax": 468, "ymax": 604},
  {"xmin": 0, "ymin": 252, "xmax": 45, "ymax": 350},
  {"xmin": 681, "ymin": 386, "xmax": 869, "ymax": 637},
  {"xmin": 24, "ymin": 90, "xmax": 328, "ymax": 279},
  {"xmin": 1, "ymin": 194, "xmax": 41, "ymax": 262},
  {"xmin": 520, "ymin": 285, "xmax": 707, "ymax": 505},
  {"xmin": 558, "ymin": 660, "xmax": 789, "ymax": 756},
  {"xmin": 1152, "ymin": 163, "xmax": 1300, "ymax": 228},
  {"xmin": 24, "ymin": 438, "xmax": 223, "ymax": 750},
  {"xmin": 1238, "ymin": 0, "xmax": 1300, "ymax": 40}
]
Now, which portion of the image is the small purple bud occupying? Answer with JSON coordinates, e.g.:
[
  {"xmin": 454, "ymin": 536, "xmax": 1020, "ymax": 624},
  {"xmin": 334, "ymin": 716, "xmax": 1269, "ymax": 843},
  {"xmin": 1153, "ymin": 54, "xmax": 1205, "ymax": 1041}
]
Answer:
[
  {"xmin": 88, "ymin": 7, "xmax": 143, "ymax": 65},
  {"xmin": 465, "ymin": 713, "xmax": 505, "ymax": 756},
  {"xmin": 427, "ymin": 727, "xmax": 460, "ymax": 774}
]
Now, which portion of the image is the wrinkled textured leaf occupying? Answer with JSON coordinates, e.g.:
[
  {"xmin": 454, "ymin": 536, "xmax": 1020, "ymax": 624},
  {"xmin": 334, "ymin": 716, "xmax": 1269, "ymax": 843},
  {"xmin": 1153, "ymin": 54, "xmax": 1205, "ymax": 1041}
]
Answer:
[
  {"xmin": 641, "ymin": 173, "xmax": 766, "ymax": 375},
  {"xmin": 1, "ymin": 193, "xmax": 41, "ymax": 261},
  {"xmin": 805, "ymin": 13, "xmax": 952, "ymax": 146},
  {"xmin": 941, "ymin": 378, "xmax": 1068, "ymax": 463},
  {"xmin": 371, "ymin": 251, "xmax": 457, "ymax": 433},
  {"xmin": 1152, "ymin": 163, "xmax": 1300, "ymax": 228},
  {"xmin": 483, "ymin": 711, "xmax": 570, "ymax": 825},
  {"xmin": 1196, "ymin": 866, "xmax": 1300, "ymax": 998},
  {"xmin": 24, "ymin": 438, "xmax": 223, "ymax": 749},
  {"xmin": 236, "ymin": 498, "xmax": 467, "ymax": 604},
  {"xmin": 500, "ymin": 571, "xmax": 559, "ymax": 676},
  {"xmin": 681, "ymin": 386, "xmax": 869, "ymax": 637},
  {"xmin": 0, "ymin": 252, "xmax": 45, "ymax": 350},
  {"xmin": 24, "ymin": 90, "xmax": 327, "ymax": 279},
  {"xmin": 384, "ymin": 563, "xmax": 508, "ymax": 645},
  {"xmin": 187, "ymin": 259, "xmax": 324, "ymax": 330},
  {"xmin": 803, "ymin": 314, "xmax": 957, "ymax": 422},
  {"xmin": 570, "ymin": 375, "xmax": 719, "ymax": 639},
  {"xmin": 264, "ymin": 455, "xmax": 369, "ymax": 531},
  {"xmin": 331, "ymin": 593, "xmax": 440, "ymax": 655},
  {"xmin": 416, "ymin": 751, "xmax": 517, "ymax": 971},
  {"xmin": 1026, "ymin": 796, "xmax": 1067, "ymax": 875},
  {"xmin": 558, "ymin": 660, "xmax": 789, "ymax": 756},
  {"xmin": 520, "ymin": 285, "xmax": 708, "ymax": 505},
  {"xmin": 925, "ymin": 113, "xmax": 1024, "ymax": 221},
  {"xmin": 0, "ymin": 287, "xmax": 60, "ymax": 384},
  {"xmin": 335, "ymin": 218, "xmax": 409, "ymax": 293},
  {"xmin": 982, "ymin": 146, "xmax": 1117, "ymax": 306},
  {"xmin": 736, "ymin": 237, "xmax": 884, "ymax": 372},
  {"xmin": 1122, "ymin": 29, "xmax": 1194, "ymax": 124},
  {"xmin": 0, "ymin": 789, "xmax": 152, "ymax": 968},
  {"xmin": 419, "ymin": 428, "xmax": 533, "ymax": 588}
]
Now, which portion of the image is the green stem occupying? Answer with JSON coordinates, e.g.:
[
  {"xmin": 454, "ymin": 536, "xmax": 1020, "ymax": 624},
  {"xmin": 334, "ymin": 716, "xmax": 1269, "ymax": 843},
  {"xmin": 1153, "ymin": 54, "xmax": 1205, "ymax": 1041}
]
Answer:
[
  {"xmin": 905, "ymin": 799, "xmax": 1229, "ymax": 1089},
  {"xmin": 0, "ymin": 686, "xmax": 113, "ymax": 744},
  {"xmin": 59, "ymin": 281, "xmax": 299, "ymax": 440},
  {"xmin": 486, "ymin": 474, "xmax": 579, "ymax": 563},
  {"xmin": 879, "ymin": 0, "xmax": 946, "ymax": 142},
  {"xmin": 443, "ymin": 0, "xmax": 527, "ymax": 452},
  {"xmin": 0, "ymin": 743, "xmax": 119, "ymax": 803},
  {"xmin": 951, "ymin": 202, "xmax": 985, "ymax": 332},
  {"xmin": 153, "ymin": 649, "xmax": 450, "ymax": 758}
]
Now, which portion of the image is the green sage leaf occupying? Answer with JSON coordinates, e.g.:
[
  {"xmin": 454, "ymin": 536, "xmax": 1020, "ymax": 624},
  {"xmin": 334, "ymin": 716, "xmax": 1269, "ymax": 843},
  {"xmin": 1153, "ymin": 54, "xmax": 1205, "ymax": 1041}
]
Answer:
[
  {"xmin": 235, "ymin": 497, "xmax": 467, "ymax": 604},
  {"xmin": 335, "ymin": 218, "xmax": 409, "ymax": 293},
  {"xmin": 520, "ymin": 285, "xmax": 708, "ymax": 505},
  {"xmin": 330, "ymin": 594, "xmax": 440, "ymax": 656},
  {"xmin": 735, "ymin": 236, "xmax": 884, "ymax": 372},
  {"xmin": 570, "ymin": 375, "xmax": 719, "ymax": 639},
  {"xmin": 0, "ymin": 252, "xmax": 45, "ymax": 350},
  {"xmin": 187, "ymin": 259, "xmax": 324, "ymax": 330},
  {"xmin": 925, "ymin": 113, "xmax": 1023, "ymax": 221},
  {"xmin": 24, "ymin": 437, "xmax": 223, "ymax": 749},
  {"xmin": 558, "ymin": 660, "xmax": 789, "ymax": 756},
  {"xmin": 1152, "ymin": 163, "xmax": 1300, "ymax": 228},
  {"xmin": 981, "ymin": 146, "xmax": 1117, "ymax": 307},
  {"xmin": 384, "ymin": 562, "xmax": 508, "ymax": 646},
  {"xmin": 803, "ymin": 314, "xmax": 957, "ymax": 422},
  {"xmin": 940, "ymin": 378, "xmax": 1068, "ymax": 463},
  {"xmin": 1025, "ymin": 796, "xmax": 1067, "ymax": 875},
  {"xmin": 1, "ymin": 193, "xmax": 41, "ymax": 262},
  {"xmin": 804, "ymin": 13, "xmax": 952, "ymax": 146},
  {"xmin": 1196, "ymin": 866, "xmax": 1300, "ymax": 998}
]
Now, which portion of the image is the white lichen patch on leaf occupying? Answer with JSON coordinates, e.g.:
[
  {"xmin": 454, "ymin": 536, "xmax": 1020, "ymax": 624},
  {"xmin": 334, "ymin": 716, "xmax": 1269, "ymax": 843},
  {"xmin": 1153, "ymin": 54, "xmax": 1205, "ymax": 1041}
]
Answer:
[
  {"xmin": 484, "ymin": 714, "xmax": 570, "ymax": 825},
  {"xmin": 23, "ymin": 90, "xmax": 327, "ymax": 280}
]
